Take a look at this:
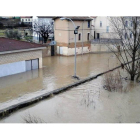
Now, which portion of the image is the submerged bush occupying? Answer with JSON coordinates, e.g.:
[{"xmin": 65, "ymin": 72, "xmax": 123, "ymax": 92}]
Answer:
[
  {"xmin": 103, "ymin": 70, "xmax": 126, "ymax": 92},
  {"xmin": 5, "ymin": 29, "xmax": 22, "ymax": 40},
  {"xmin": 22, "ymin": 113, "xmax": 46, "ymax": 123}
]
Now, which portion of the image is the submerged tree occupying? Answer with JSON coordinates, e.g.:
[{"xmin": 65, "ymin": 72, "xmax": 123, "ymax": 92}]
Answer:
[
  {"xmin": 107, "ymin": 17, "xmax": 140, "ymax": 81},
  {"xmin": 33, "ymin": 19, "xmax": 53, "ymax": 44}
]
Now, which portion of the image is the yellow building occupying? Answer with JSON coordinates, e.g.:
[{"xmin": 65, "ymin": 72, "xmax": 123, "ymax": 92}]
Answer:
[{"xmin": 53, "ymin": 17, "xmax": 93, "ymax": 56}]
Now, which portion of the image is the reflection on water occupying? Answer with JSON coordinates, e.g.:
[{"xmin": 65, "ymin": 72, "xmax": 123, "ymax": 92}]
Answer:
[{"xmin": 0, "ymin": 53, "xmax": 119, "ymax": 109}]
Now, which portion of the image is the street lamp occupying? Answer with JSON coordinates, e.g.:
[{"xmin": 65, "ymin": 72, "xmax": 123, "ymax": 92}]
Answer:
[{"xmin": 60, "ymin": 17, "xmax": 80, "ymax": 80}]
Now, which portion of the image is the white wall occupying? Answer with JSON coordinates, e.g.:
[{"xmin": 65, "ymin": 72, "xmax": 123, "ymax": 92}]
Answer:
[
  {"xmin": 21, "ymin": 18, "xmax": 32, "ymax": 23},
  {"xmin": 0, "ymin": 61, "xmax": 26, "ymax": 77},
  {"xmin": 57, "ymin": 46, "xmax": 89, "ymax": 56},
  {"xmin": 91, "ymin": 16, "xmax": 113, "ymax": 39}
]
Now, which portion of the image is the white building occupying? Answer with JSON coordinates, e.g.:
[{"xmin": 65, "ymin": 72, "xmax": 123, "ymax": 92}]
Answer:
[
  {"xmin": 20, "ymin": 16, "xmax": 33, "ymax": 25},
  {"xmin": 90, "ymin": 16, "xmax": 113, "ymax": 39}
]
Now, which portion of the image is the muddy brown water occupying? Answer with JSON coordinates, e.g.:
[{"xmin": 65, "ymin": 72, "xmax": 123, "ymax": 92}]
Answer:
[
  {"xmin": 1, "ymin": 70, "xmax": 140, "ymax": 123},
  {"xmin": 0, "ymin": 53, "xmax": 119, "ymax": 110}
]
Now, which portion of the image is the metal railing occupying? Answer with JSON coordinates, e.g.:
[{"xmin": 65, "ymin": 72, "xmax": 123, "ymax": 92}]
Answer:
[{"xmin": 91, "ymin": 38, "xmax": 121, "ymax": 44}]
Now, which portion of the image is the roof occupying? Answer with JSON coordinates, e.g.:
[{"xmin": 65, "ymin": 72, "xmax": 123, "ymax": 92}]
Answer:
[
  {"xmin": 90, "ymin": 16, "xmax": 97, "ymax": 18},
  {"xmin": 37, "ymin": 16, "xmax": 56, "ymax": 18},
  {"xmin": 20, "ymin": 16, "xmax": 33, "ymax": 18},
  {"xmin": 0, "ymin": 37, "xmax": 46, "ymax": 53},
  {"xmin": 53, "ymin": 16, "xmax": 93, "ymax": 21}
]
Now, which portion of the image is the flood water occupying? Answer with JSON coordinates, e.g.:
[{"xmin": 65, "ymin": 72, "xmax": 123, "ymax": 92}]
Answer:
[
  {"xmin": 1, "ymin": 69, "xmax": 140, "ymax": 123},
  {"xmin": 0, "ymin": 53, "xmax": 119, "ymax": 110}
]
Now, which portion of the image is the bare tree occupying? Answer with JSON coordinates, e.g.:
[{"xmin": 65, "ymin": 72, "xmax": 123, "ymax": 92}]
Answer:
[
  {"xmin": 33, "ymin": 19, "xmax": 53, "ymax": 44},
  {"xmin": 107, "ymin": 17, "xmax": 140, "ymax": 81}
]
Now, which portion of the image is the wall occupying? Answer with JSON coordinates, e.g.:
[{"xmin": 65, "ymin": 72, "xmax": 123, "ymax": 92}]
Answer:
[
  {"xmin": 42, "ymin": 46, "xmax": 57, "ymax": 57},
  {"xmin": 54, "ymin": 18, "xmax": 69, "ymax": 43},
  {"xmin": 90, "ymin": 44, "xmax": 121, "ymax": 53},
  {"xmin": 54, "ymin": 18, "xmax": 92, "ymax": 56},
  {"xmin": 91, "ymin": 16, "xmax": 114, "ymax": 39},
  {"xmin": 0, "ymin": 50, "xmax": 43, "ymax": 68},
  {"xmin": 21, "ymin": 18, "xmax": 32, "ymax": 23},
  {"xmin": 0, "ymin": 61, "xmax": 26, "ymax": 77},
  {"xmin": 57, "ymin": 46, "xmax": 90, "ymax": 56}
]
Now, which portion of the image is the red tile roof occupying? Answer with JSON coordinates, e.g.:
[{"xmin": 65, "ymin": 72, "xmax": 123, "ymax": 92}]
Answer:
[{"xmin": 0, "ymin": 37, "xmax": 46, "ymax": 52}]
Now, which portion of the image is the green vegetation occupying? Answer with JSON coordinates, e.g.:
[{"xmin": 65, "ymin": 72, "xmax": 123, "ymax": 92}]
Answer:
[
  {"xmin": 24, "ymin": 36, "xmax": 33, "ymax": 42},
  {"xmin": 5, "ymin": 29, "xmax": 22, "ymax": 40},
  {"xmin": 0, "ymin": 30, "xmax": 5, "ymax": 37}
]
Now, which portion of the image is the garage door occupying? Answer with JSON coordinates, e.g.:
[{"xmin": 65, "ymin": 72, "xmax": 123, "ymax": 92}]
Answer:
[
  {"xmin": 26, "ymin": 60, "xmax": 31, "ymax": 71},
  {"xmin": 26, "ymin": 59, "xmax": 39, "ymax": 71},
  {"xmin": 32, "ymin": 59, "xmax": 39, "ymax": 70}
]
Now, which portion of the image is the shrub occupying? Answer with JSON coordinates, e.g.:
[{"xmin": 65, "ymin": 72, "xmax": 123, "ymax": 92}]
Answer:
[
  {"xmin": 103, "ymin": 70, "xmax": 126, "ymax": 92},
  {"xmin": 5, "ymin": 29, "xmax": 22, "ymax": 40},
  {"xmin": 0, "ymin": 22, "xmax": 4, "ymax": 29}
]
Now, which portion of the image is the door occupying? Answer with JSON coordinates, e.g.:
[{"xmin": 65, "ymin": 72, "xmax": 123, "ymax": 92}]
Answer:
[
  {"xmin": 51, "ymin": 45, "xmax": 55, "ymax": 56},
  {"xmin": 97, "ymin": 33, "xmax": 100, "ymax": 39},
  {"xmin": 26, "ymin": 60, "xmax": 31, "ymax": 71},
  {"xmin": 26, "ymin": 59, "xmax": 39, "ymax": 71},
  {"xmin": 32, "ymin": 59, "xmax": 39, "ymax": 70},
  {"xmin": 94, "ymin": 31, "xmax": 95, "ymax": 39}
]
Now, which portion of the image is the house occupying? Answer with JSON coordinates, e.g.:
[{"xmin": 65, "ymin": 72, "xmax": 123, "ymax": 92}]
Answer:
[
  {"xmin": 20, "ymin": 16, "xmax": 33, "ymax": 25},
  {"xmin": 53, "ymin": 16, "xmax": 93, "ymax": 56},
  {"xmin": 90, "ymin": 16, "xmax": 113, "ymax": 39},
  {"xmin": 0, "ymin": 37, "xmax": 46, "ymax": 77}
]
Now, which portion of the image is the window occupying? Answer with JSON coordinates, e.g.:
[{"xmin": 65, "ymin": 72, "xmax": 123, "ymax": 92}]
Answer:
[
  {"xmin": 131, "ymin": 21, "xmax": 133, "ymax": 27},
  {"xmin": 26, "ymin": 19, "xmax": 27, "ymax": 21},
  {"xmin": 78, "ymin": 33, "xmax": 81, "ymax": 41},
  {"xmin": 88, "ymin": 21, "xmax": 90, "ymax": 28},
  {"xmin": 130, "ymin": 33, "xmax": 132, "ymax": 38},
  {"xmin": 100, "ymin": 21, "xmax": 102, "ymax": 27},
  {"xmin": 87, "ymin": 33, "xmax": 90, "ymax": 41},
  {"xmin": 106, "ymin": 26, "xmax": 109, "ymax": 32},
  {"xmin": 22, "ymin": 19, "xmax": 24, "ymax": 22},
  {"xmin": 125, "ymin": 33, "xmax": 127, "ymax": 39},
  {"xmin": 28, "ymin": 18, "xmax": 30, "ymax": 21},
  {"xmin": 125, "ymin": 21, "xmax": 128, "ymax": 27}
]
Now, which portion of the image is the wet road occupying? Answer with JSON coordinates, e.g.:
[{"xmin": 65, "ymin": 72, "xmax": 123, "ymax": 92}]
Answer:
[
  {"xmin": 0, "ymin": 53, "xmax": 119, "ymax": 109},
  {"xmin": 1, "ymin": 70, "xmax": 140, "ymax": 123}
]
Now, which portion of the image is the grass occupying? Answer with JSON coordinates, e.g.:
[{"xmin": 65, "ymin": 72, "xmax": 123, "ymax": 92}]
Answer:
[{"xmin": 0, "ymin": 31, "xmax": 5, "ymax": 37}]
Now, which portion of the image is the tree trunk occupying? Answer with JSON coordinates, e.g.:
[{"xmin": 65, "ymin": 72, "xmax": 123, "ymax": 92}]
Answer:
[
  {"xmin": 131, "ymin": 74, "xmax": 135, "ymax": 81},
  {"xmin": 131, "ymin": 55, "xmax": 136, "ymax": 81}
]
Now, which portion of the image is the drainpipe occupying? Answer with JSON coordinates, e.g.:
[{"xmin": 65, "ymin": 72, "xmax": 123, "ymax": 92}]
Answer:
[{"xmin": 82, "ymin": 20, "xmax": 85, "ymax": 55}]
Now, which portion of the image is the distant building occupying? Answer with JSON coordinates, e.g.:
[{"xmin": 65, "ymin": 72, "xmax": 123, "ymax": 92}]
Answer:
[
  {"xmin": 0, "ymin": 37, "xmax": 46, "ymax": 77},
  {"xmin": 53, "ymin": 16, "xmax": 93, "ymax": 56},
  {"xmin": 20, "ymin": 16, "xmax": 33, "ymax": 25},
  {"xmin": 90, "ymin": 16, "xmax": 113, "ymax": 39}
]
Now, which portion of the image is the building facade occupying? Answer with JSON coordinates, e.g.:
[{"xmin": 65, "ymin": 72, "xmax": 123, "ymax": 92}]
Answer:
[
  {"xmin": 54, "ymin": 17, "xmax": 93, "ymax": 56},
  {"xmin": 0, "ymin": 37, "xmax": 46, "ymax": 77},
  {"xmin": 90, "ymin": 16, "xmax": 113, "ymax": 39},
  {"xmin": 20, "ymin": 16, "xmax": 33, "ymax": 25}
]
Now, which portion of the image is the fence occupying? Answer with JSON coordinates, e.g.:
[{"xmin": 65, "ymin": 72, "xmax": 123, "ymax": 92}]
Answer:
[{"xmin": 91, "ymin": 38, "xmax": 121, "ymax": 44}]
